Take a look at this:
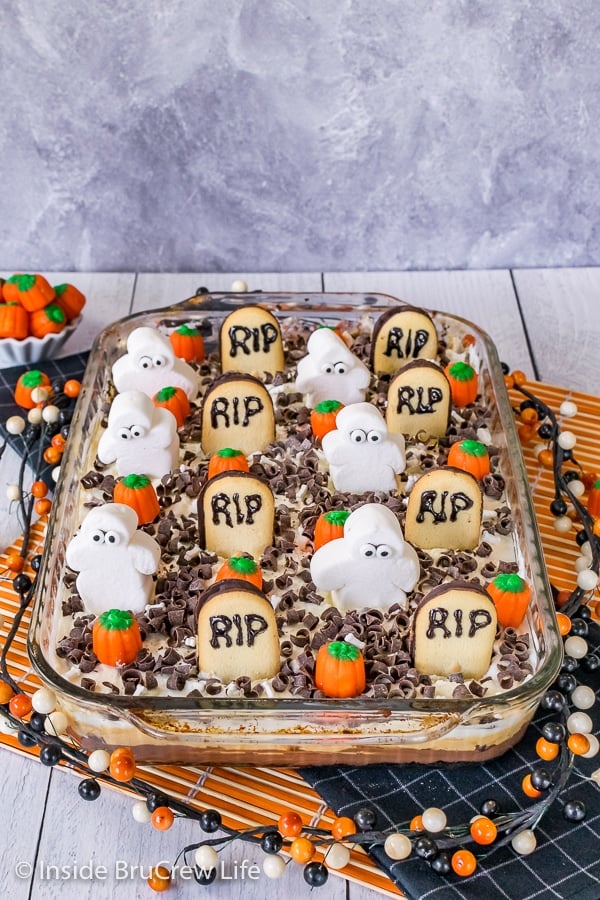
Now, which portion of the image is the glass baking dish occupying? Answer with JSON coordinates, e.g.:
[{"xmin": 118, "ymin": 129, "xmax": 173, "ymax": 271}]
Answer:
[{"xmin": 28, "ymin": 291, "xmax": 562, "ymax": 765}]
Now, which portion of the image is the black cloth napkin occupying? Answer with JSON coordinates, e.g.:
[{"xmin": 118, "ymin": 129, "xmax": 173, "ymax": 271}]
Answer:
[{"xmin": 300, "ymin": 621, "xmax": 600, "ymax": 900}]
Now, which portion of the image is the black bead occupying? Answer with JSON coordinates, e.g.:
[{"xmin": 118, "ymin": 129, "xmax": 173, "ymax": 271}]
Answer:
[
  {"xmin": 580, "ymin": 653, "xmax": 600, "ymax": 673},
  {"xmin": 562, "ymin": 449, "xmax": 574, "ymax": 460},
  {"xmin": 40, "ymin": 743, "xmax": 62, "ymax": 766},
  {"xmin": 575, "ymin": 529, "xmax": 589, "ymax": 546},
  {"xmin": 58, "ymin": 408, "xmax": 73, "ymax": 426},
  {"xmin": 541, "ymin": 690, "xmax": 567, "ymax": 713},
  {"xmin": 303, "ymin": 862, "xmax": 328, "ymax": 887},
  {"xmin": 354, "ymin": 807, "xmax": 377, "ymax": 831},
  {"xmin": 17, "ymin": 729, "xmax": 37, "ymax": 748},
  {"xmin": 550, "ymin": 498, "xmax": 567, "ymax": 516},
  {"xmin": 414, "ymin": 836, "xmax": 438, "ymax": 860},
  {"xmin": 538, "ymin": 423, "xmax": 553, "ymax": 439},
  {"xmin": 520, "ymin": 400, "xmax": 535, "ymax": 412},
  {"xmin": 561, "ymin": 656, "xmax": 579, "ymax": 674},
  {"xmin": 260, "ymin": 830, "xmax": 283, "ymax": 854},
  {"xmin": 563, "ymin": 800, "xmax": 586, "ymax": 822},
  {"xmin": 60, "ymin": 425, "xmax": 71, "ymax": 440},
  {"xmin": 25, "ymin": 424, "xmax": 41, "ymax": 440},
  {"xmin": 199, "ymin": 809, "xmax": 222, "ymax": 833},
  {"xmin": 30, "ymin": 554, "xmax": 43, "ymax": 572},
  {"xmin": 29, "ymin": 712, "xmax": 46, "ymax": 732},
  {"xmin": 146, "ymin": 791, "xmax": 169, "ymax": 812},
  {"xmin": 194, "ymin": 866, "xmax": 216, "ymax": 886},
  {"xmin": 430, "ymin": 851, "xmax": 452, "ymax": 875},
  {"xmin": 480, "ymin": 798, "xmax": 500, "ymax": 817},
  {"xmin": 78, "ymin": 778, "xmax": 101, "ymax": 801},
  {"xmin": 501, "ymin": 362, "xmax": 510, "ymax": 375},
  {"xmin": 542, "ymin": 722, "xmax": 566, "ymax": 744},
  {"xmin": 51, "ymin": 379, "xmax": 65, "ymax": 395},
  {"xmin": 556, "ymin": 673, "xmax": 577, "ymax": 693},
  {"xmin": 12, "ymin": 573, "xmax": 32, "ymax": 594},
  {"xmin": 564, "ymin": 470, "xmax": 580, "ymax": 483},
  {"xmin": 570, "ymin": 618, "xmax": 589, "ymax": 637},
  {"xmin": 530, "ymin": 768, "xmax": 552, "ymax": 791},
  {"xmin": 577, "ymin": 605, "xmax": 592, "ymax": 621}
]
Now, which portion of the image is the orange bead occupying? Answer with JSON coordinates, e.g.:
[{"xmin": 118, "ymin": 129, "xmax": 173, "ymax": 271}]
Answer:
[
  {"xmin": 555, "ymin": 612, "xmax": 572, "ymax": 635},
  {"xmin": 568, "ymin": 733, "xmax": 591, "ymax": 756},
  {"xmin": 290, "ymin": 836, "xmax": 315, "ymax": 864},
  {"xmin": 109, "ymin": 749, "xmax": 136, "ymax": 782},
  {"xmin": 6, "ymin": 554, "xmax": 25, "ymax": 573},
  {"xmin": 522, "ymin": 774, "xmax": 542, "ymax": 798},
  {"xmin": 409, "ymin": 815, "xmax": 424, "ymax": 832},
  {"xmin": 462, "ymin": 334, "xmax": 476, "ymax": 347},
  {"xmin": 31, "ymin": 480, "xmax": 48, "ymax": 498},
  {"xmin": 51, "ymin": 434, "xmax": 66, "ymax": 450},
  {"xmin": 518, "ymin": 424, "xmax": 536, "ymax": 443},
  {"xmin": 278, "ymin": 810, "xmax": 303, "ymax": 837},
  {"xmin": 537, "ymin": 449, "xmax": 554, "ymax": 468},
  {"xmin": 512, "ymin": 370, "xmax": 527, "ymax": 386},
  {"xmin": 331, "ymin": 816, "xmax": 357, "ymax": 840},
  {"xmin": 556, "ymin": 591, "xmax": 573, "ymax": 610},
  {"xmin": 8, "ymin": 693, "xmax": 32, "ymax": 718},
  {"xmin": 503, "ymin": 374, "xmax": 515, "ymax": 390},
  {"xmin": 470, "ymin": 816, "xmax": 497, "ymax": 845},
  {"xmin": 34, "ymin": 498, "xmax": 52, "ymax": 516},
  {"xmin": 451, "ymin": 849, "xmax": 477, "ymax": 877},
  {"xmin": 64, "ymin": 379, "xmax": 81, "ymax": 398},
  {"xmin": 593, "ymin": 520, "xmax": 600, "ymax": 538},
  {"xmin": 520, "ymin": 407, "xmax": 538, "ymax": 424},
  {"xmin": 147, "ymin": 865, "xmax": 171, "ymax": 892},
  {"xmin": 536, "ymin": 737, "xmax": 560, "ymax": 761},
  {"xmin": 0, "ymin": 682, "xmax": 15, "ymax": 704},
  {"xmin": 151, "ymin": 806, "xmax": 175, "ymax": 831},
  {"xmin": 43, "ymin": 447, "xmax": 62, "ymax": 465}
]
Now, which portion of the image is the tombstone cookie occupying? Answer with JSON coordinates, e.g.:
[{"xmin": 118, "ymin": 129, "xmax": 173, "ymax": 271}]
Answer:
[
  {"xmin": 412, "ymin": 581, "xmax": 497, "ymax": 680},
  {"xmin": 386, "ymin": 361, "xmax": 451, "ymax": 439},
  {"xmin": 322, "ymin": 402, "xmax": 406, "ymax": 493},
  {"xmin": 112, "ymin": 326, "xmax": 200, "ymax": 399},
  {"xmin": 200, "ymin": 374, "xmax": 275, "ymax": 457},
  {"xmin": 295, "ymin": 328, "xmax": 370, "ymax": 408},
  {"xmin": 198, "ymin": 472, "xmax": 275, "ymax": 559},
  {"xmin": 405, "ymin": 467, "xmax": 482, "ymax": 550},
  {"xmin": 197, "ymin": 580, "xmax": 280, "ymax": 682},
  {"xmin": 219, "ymin": 305, "xmax": 284, "ymax": 376},
  {"xmin": 310, "ymin": 503, "xmax": 420, "ymax": 612},
  {"xmin": 97, "ymin": 390, "xmax": 180, "ymax": 478},
  {"xmin": 371, "ymin": 306, "xmax": 438, "ymax": 376},
  {"xmin": 65, "ymin": 503, "xmax": 161, "ymax": 617}
]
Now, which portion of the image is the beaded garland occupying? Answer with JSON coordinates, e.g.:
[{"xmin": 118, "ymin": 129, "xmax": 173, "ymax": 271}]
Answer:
[{"xmin": 1, "ymin": 366, "xmax": 599, "ymax": 893}]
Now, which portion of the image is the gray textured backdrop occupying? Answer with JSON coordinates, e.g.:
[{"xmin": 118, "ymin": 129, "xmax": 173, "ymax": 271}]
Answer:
[{"xmin": 1, "ymin": 0, "xmax": 599, "ymax": 272}]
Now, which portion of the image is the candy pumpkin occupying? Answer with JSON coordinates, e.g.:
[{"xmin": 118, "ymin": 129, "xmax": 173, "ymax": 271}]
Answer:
[
  {"xmin": 215, "ymin": 555, "xmax": 263, "ymax": 588},
  {"xmin": 153, "ymin": 385, "xmax": 191, "ymax": 427},
  {"xmin": 29, "ymin": 302, "xmax": 66, "ymax": 338},
  {"xmin": 53, "ymin": 282, "xmax": 86, "ymax": 322},
  {"xmin": 113, "ymin": 474, "xmax": 160, "ymax": 525},
  {"xmin": 0, "ymin": 302, "xmax": 29, "ymax": 339},
  {"xmin": 315, "ymin": 641, "xmax": 366, "ymax": 698},
  {"xmin": 310, "ymin": 399, "xmax": 344, "ymax": 441},
  {"xmin": 14, "ymin": 369, "xmax": 52, "ymax": 409},
  {"xmin": 92, "ymin": 608, "xmax": 142, "ymax": 667},
  {"xmin": 447, "ymin": 439, "xmax": 490, "ymax": 480},
  {"xmin": 588, "ymin": 479, "xmax": 600, "ymax": 519},
  {"xmin": 2, "ymin": 273, "xmax": 55, "ymax": 312},
  {"xmin": 445, "ymin": 361, "xmax": 478, "ymax": 406},
  {"xmin": 313, "ymin": 509, "xmax": 350, "ymax": 551},
  {"xmin": 169, "ymin": 324, "xmax": 205, "ymax": 362},
  {"xmin": 486, "ymin": 573, "xmax": 531, "ymax": 629},
  {"xmin": 207, "ymin": 448, "xmax": 249, "ymax": 479}
]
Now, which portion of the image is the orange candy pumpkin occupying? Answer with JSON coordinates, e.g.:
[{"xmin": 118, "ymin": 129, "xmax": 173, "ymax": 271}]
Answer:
[
  {"xmin": 3, "ymin": 273, "xmax": 55, "ymax": 312},
  {"xmin": 207, "ymin": 447, "xmax": 249, "ymax": 479},
  {"xmin": 445, "ymin": 361, "xmax": 478, "ymax": 406},
  {"xmin": 153, "ymin": 385, "xmax": 191, "ymax": 427},
  {"xmin": 215, "ymin": 555, "xmax": 263, "ymax": 588},
  {"xmin": 588, "ymin": 479, "xmax": 600, "ymax": 519},
  {"xmin": 447, "ymin": 439, "xmax": 490, "ymax": 480},
  {"xmin": 29, "ymin": 302, "xmax": 66, "ymax": 338},
  {"xmin": 53, "ymin": 282, "xmax": 86, "ymax": 321},
  {"xmin": 315, "ymin": 641, "xmax": 366, "ymax": 698},
  {"xmin": 14, "ymin": 369, "xmax": 52, "ymax": 409},
  {"xmin": 310, "ymin": 399, "xmax": 344, "ymax": 441},
  {"xmin": 113, "ymin": 474, "xmax": 161, "ymax": 525},
  {"xmin": 169, "ymin": 324, "xmax": 205, "ymax": 362},
  {"xmin": 0, "ymin": 302, "xmax": 29, "ymax": 339},
  {"xmin": 313, "ymin": 509, "xmax": 350, "ymax": 551},
  {"xmin": 92, "ymin": 608, "xmax": 143, "ymax": 667},
  {"xmin": 486, "ymin": 573, "xmax": 531, "ymax": 629}
]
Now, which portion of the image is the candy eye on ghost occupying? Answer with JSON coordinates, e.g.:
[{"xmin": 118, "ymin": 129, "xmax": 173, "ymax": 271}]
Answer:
[
  {"xmin": 91, "ymin": 529, "xmax": 105, "ymax": 544},
  {"xmin": 360, "ymin": 543, "xmax": 377, "ymax": 558},
  {"xmin": 118, "ymin": 427, "xmax": 131, "ymax": 440},
  {"xmin": 350, "ymin": 429, "xmax": 367, "ymax": 443},
  {"xmin": 367, "ymin": 430, "xmax": 382, "ymax": 443},
  {"xmin": 321, "ymin": 363, "xmax": 334, "ymax": 374},
  {"xmin": 138, "ymin": 355, "xmax": 153, "ymax": 369},
  {"xmin": 153, "ymin": 355, "xmax": 167, "ymax": 367},
  {"xmin": 129, "ymin": 424, "xmax": 147, "ymax": 438},
  {"xmin": 104, "ymin": 530, "xmax": 120, "ymax": 545},
  {"xmin": 376, "ymin": 544, "xmax": 392, "ymax": 558},
  {"xmin": 333, "ymin": 362, "xmax": 347, "ymax": 374}
]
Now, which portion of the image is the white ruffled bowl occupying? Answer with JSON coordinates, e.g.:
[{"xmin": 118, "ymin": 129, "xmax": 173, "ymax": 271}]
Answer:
[{"xmin": 0, "ymin": 317, "xmax": 82, "ymax": 368}]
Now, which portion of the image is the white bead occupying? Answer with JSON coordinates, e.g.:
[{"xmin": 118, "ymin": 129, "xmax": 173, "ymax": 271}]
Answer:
[
  {"xmin": 581, "ymin": 541, "xmax": 593, "ymax": 559},
  {"xmin": 194, "ymin": 846, "xmax": 218, "ymax": 870},
  {"xmin": 553, "ymin": 516, "xmax": 572, "ymax": 533},
  {"xmin": 6, "ymin": 415, "xmax": 26, "ymax": 435},
  {"xmin": 558, "ymin": 431, "xmax": 577, "ymax": 450},
  {"xmin": 576, "ymin": 556, "xmax": 592, "ymax": 572},
  {"xmin": 45, "ymin": 710, "xmax": 68, "ymax": 735},
  {"xmin": 27, "ymin": 407, "xmax": 43, "ymax": 424},
  {"xmin": 533, "ymin": 443, "xmax": 547, "ymax": 458},
  {"xmin": 31, "ymin": 687, "xmax": 57, "ymax": 714},
  {"xmin": 88, "ymin": 749, "xmax": 111, "ymax": 772},
  {"xmin": 30, "ymin": 387, "xmax": 49, "ymax": 404},
  {"xmin": 560, "ymin": 401, "xmax": 578, "ymax": 418},
  {"xmin": 511, "ymin": 829, "xmax": 537, "ymax": 855},
  {"xmin": 383, "ymin": 833, "xmax": 412, "ymax": 859},
  {"xmin": 42, "ymin": 405, "xmax": 60, "ymax": 424},
  {"xmin": 0, "ymin": 717, "xmax": 16, "ymax": 735},
  {"xmin": 567, "ymin": 711, "xmax": 593, "ymax": 734},
  {"xmin": 6, "ymin": 484, "xmax": 21, "ymax": 501},
  {"xmin": 582, "ymin": 734, "xmax": 599, "ymax": 759},
  {"xmin": 51, "ymin": 466, "xmax": 61, "ymax": 483},
  {"xmin": 571, "ymin": 685, "xmax": 596, "ymax": 710},
  {"xmin": 262, "ymin": 854, "xmax": 286, "ymax": 878},
  {"xmin": 569, "ymin": 480, "xmax": 585, "ymax": 498},
  {"xmin": 132, "ymin": 800, "xmax": 152, "ymax": 823},
  {"xmin": 230, "ymin": 279, "xmax": 249, "ymax": 293},
  {"xmin": 325, "ymin": 843, "xmax": 351, "ymax": 869},
  {"xmin": 564, "ymin": 636, "xmax": 589, "ymax": 659},
  {"xmin": 577, "ymin": 570, "xmax": 598, "ymax": 591},
  {"xmin": 421, "ymin": 807, "xmax": 447, "ymax": 832}
]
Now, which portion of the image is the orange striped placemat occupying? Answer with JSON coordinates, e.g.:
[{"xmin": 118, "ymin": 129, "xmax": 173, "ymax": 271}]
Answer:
[{"xmin": 1, "ymin": 380, "xmax": 598, "ymax": 898}]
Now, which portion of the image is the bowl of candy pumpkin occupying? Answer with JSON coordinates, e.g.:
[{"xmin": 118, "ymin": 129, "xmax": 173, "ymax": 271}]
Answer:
[{"xmin": 0, "ymin": 273, "xmax": 85, "ymax": 367}]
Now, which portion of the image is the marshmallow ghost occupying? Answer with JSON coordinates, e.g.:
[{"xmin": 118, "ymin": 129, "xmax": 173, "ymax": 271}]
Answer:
[
  {"xmin": 66, "ymin": 503, "xmax": 161, "ymax": 616},
  {"xmin": 322, "ymin": 402, "xmax": 406, "ymax": 493},
  {"xmin": 97, "ymin": 390, "xmax": 180, "ymax": 478},
  {"xmin": 295, "ymin": 328, "xmax": 370, "ymax": 408},
  {"xmin": 112, "ymin": 326, "xmax": 199, "ymax": 399},
  {"xmin": 310, "ymin": 504, "xmax": 420, "ymax": 612}
]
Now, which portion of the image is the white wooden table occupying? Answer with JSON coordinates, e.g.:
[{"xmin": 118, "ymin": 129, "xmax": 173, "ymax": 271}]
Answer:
[{"xmin": 1, "ymin": 269, "xmax": 599, "ymax": 899}]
